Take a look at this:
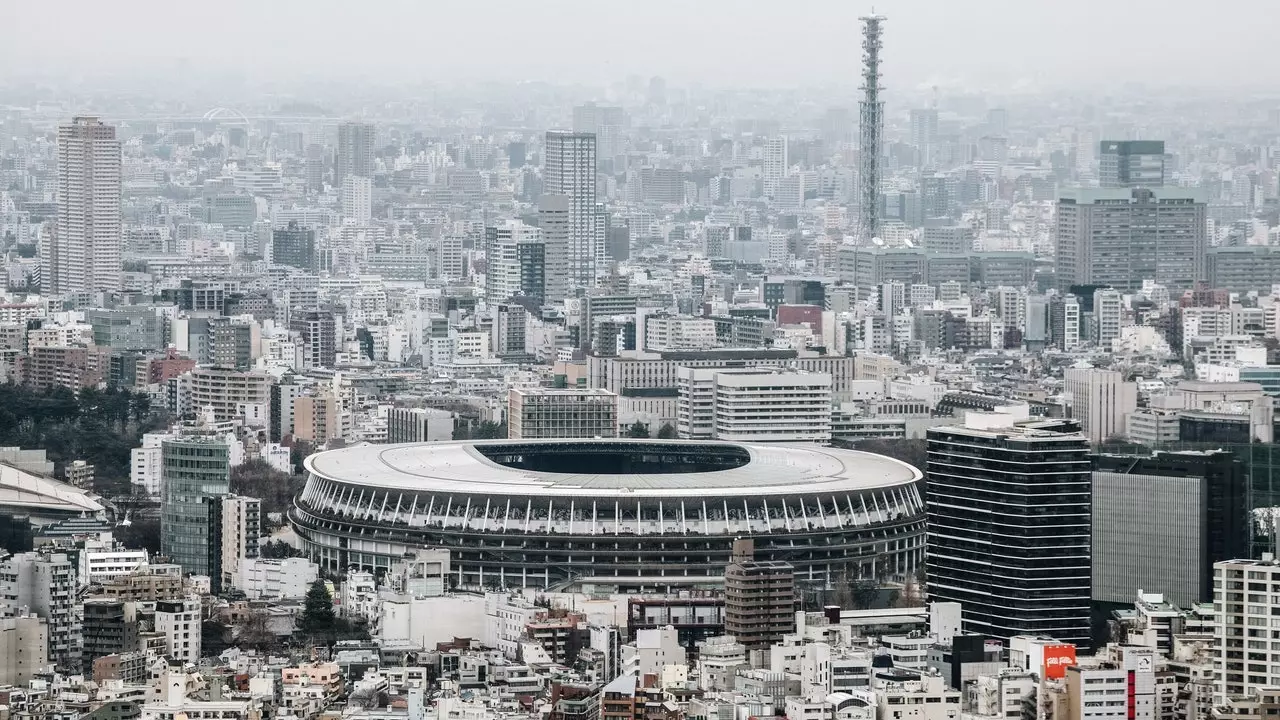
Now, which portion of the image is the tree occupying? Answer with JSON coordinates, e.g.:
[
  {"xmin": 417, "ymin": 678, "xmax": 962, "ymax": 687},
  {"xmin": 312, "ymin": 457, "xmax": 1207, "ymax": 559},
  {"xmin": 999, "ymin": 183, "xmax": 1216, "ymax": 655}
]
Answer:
[
  {"xmin": 624, "ymin": 421, "xmax": 650, "ymax": 438},
  {"xmin": 260, "ymin": 539, "xmax": 303, "ymax": 559},
  {"xmin": 471, "ymin": 421, "xmax": 506, "ymax": 440},
  {"xmin": 299, "ymin": 579, "xmax": 336, "ymax": 640},
  {"xmin": 656, "ymin": 423, "xmax": 677, "ymax": 439}
]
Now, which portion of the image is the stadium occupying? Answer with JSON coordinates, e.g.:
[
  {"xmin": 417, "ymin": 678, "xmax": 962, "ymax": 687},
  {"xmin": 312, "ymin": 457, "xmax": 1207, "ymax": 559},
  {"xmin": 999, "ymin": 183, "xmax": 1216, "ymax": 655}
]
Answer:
[{"xmin": 288, "ymin": 439, "xmax": 925, "ymax": 591}]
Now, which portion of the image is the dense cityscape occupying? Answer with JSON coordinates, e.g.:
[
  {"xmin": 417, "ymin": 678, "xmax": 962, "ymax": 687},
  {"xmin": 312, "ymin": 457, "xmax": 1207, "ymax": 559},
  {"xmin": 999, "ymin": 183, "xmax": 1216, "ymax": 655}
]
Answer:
[{"xmin": 2, "ymin": 3, "xmax": 1280, "ymax": 720}]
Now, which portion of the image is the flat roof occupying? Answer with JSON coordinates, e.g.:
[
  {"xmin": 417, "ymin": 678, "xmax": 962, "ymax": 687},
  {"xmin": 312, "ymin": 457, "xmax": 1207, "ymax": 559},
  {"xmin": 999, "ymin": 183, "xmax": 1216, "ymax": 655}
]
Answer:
[{"xmin": 305, "ymin": 439, "xmax": 921, "ymax": 499}]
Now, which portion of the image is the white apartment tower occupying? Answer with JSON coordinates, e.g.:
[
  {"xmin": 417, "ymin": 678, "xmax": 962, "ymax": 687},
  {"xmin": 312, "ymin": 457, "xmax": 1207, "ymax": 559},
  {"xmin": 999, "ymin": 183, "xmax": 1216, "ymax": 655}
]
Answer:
[
  {"xmin": 543, "ymin": 131, "xmax": 598, "ymax": 291},
  {"xmin": 763, "ymin": 136, "xmax": 788, "ymax": 198},
  {"xmin": 47, "ymin": 116, "xmax": 122, "ymax": 294},
  {"xmin": 340, "ymin": 175, "xmax": 372, "ymax": 224}
]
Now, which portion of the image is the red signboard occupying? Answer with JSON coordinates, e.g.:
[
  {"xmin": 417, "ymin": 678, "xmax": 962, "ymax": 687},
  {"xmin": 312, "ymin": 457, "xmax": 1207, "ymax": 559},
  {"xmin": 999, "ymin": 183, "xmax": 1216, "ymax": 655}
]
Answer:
[{"xmin": 1043, "ymin": 644, "xmax": 1077, "ymax": 680}]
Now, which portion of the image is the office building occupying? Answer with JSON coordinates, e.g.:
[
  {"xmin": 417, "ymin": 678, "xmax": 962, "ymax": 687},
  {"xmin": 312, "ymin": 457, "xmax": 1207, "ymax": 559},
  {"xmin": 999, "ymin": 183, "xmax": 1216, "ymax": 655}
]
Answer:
[
  {"xmin": 1056, "ymin": 187, "xmax": 1208, "ymax": 293},
  {"xmin": 340, "ymin": 175, "xmax": 372, "ymax": 223},
  {"xmin": 206, "ymin": 494, "xmax": 261, "ymax": 596},
  {"xmin": 1092, "ymin": 450, "xmax": 1247, "ymax": 607},
  {"xmin": 160, "ymin": 436, "xmax": 231, "ymax": 577},
  {"xmin": 543, "ymin": 131, "xmax": 598, "ymax": 290},
  {"xmin": 46, "ymin": 116, "xmax": 122, "ymax": 294},
  {"xmin": 926, "ymin": 415, "xmax": 1091, "ymax": 648},
  {"xmin": 1099, "ymin": 140, "xmax": 1169, "ymax": 188},
  {"xmin": 272, "ymin": 221, "xmax": 316, "ymax": 271},
  {"xmin": 507, "ymin": 388, "xmax": 618, "ymax": 439},
  {"xmin": 723, "ymin": 538, "xmax": 795, "ymax": 652},
  {"xmin": 87, "ymin": 306, "xmax": 165, "ymax": 352},
  {"xmin": 386, "ymin": 407, "xmax": 454, "ymax": 444},
  {"xmin": 1064, "ymin": 368, "xmax": 1137, "ymax": 445},
  {"xmin": 335, "ymin": 121, "xmax": 375, "ymax": 188},
  {"xmin": 0, "ymin": 549, "xmax": 80, "ymax": 672},
  {"xmin": 676, "ymin": 367, "xmax": 833, "ymax": 442},
  {"xmin": 436, "ymin": 234, "xmax": 463, "ymax": 280},
  {"xmin": 1065, "ymin": 648, "xmax": 1159, "ymax": 720}
]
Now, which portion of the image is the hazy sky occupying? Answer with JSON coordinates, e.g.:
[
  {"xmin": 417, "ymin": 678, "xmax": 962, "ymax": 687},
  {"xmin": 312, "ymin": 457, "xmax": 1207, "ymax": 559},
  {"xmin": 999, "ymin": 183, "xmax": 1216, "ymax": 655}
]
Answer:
[{"xmin": 6, "ymin": 0, "xmax": 1280, "ymax": 92}]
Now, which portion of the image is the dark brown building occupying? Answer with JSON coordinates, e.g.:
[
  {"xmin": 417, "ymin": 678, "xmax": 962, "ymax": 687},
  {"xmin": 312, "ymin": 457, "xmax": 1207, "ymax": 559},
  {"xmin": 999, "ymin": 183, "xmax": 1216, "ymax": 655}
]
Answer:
[{"xmin": 723, "ymin": 538, "xmax": 795, "ymax": 652}]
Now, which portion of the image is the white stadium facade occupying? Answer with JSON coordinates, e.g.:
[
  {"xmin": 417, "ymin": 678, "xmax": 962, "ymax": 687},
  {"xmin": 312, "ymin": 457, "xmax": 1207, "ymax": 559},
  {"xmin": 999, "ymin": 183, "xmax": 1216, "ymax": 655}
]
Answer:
[{"xmin": 289, "ymin": 439, "xmax": 924, "ymax": 591}]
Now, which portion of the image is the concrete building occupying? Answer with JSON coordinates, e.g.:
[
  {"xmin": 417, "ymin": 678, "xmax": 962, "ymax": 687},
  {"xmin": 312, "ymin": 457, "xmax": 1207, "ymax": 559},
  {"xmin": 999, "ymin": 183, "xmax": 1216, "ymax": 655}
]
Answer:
[
  {"xmin": 0, "ymin": 614, "xmax": 47, "ymax": 687},
  {"xmin": 290, "ymin": 310, "xmax": 337, "ymax": 369},
  {"xmin": 1065, "ymin": 368, "xmax": 1138, "ymax": 445},
  {"xmin": 677, "ymin": 367, "xmax": 832, "ymax": 442},
  {"xmin": 1056, "ymin": 187, "xmax": 1207, "ymax": 293},
  {"xmin": 926, "ymin": 415, "xmax": 1092, "ymax": 648},
  {"xmin": 206, "ymin": 494, "xmax": 261, "ymax": 596},
  {"xmin": 340, "ymin": 175, "xmax": 372, "ymax": 223},
  {"xmin": 154, "ymin": 597, "xmax": 203, "ymax": 665},
  {"xmin": 238, "ymin": 557, "xmax": 319, "ymax": 599},
  {"xmin": 160, "ymin": 436, "xmax": 231, "ymax": 577},
  {"xmin": 724, "ymin": 539, "xmax": 795, "ymax": 653},
  {"xmin": 46, "ymin": 116, "xmax": 122, "ymax": 294},
  {"xmin": 186, "ymin": 366, "xmax": 271, "ymax": 423},
  {"xmin": 1216, "ymin": 558, "xmax": 1280, "ymax": 703},
  {"xmin": 0, "ymin": 549, "xmax": 80, "ymax": 672},
  {"xmin": 386, "ymin": 407, "xmax": 454, "ymax": 443},
  {"xmin": 1064, "ymin": 646, "xmax": 1159, "ymax": 720},
  {"xmin": 543, "ymin": 131, "xmax": 598, "ymax": 290},
  {"xmin": 507, "ymin": 388, "xmax": 618, "ymax": 439},
  {"xmin": 272, "ymin": 221, "xmax": 316, "ymax": 271}
]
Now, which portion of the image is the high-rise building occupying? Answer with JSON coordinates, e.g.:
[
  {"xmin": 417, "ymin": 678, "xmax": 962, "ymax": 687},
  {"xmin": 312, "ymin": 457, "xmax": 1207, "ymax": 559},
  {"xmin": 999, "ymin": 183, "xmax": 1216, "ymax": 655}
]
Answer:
[
  {"xmin": 572, "ymin": 103, "xmax": 627, "ymax": 161},
  {"xmin": 290, "ymin": 310, "xmax": 337, "ymax": 369},
  {"xmin": 436, "ymin": 235, "xmax": 463, "ymax": 280},
  {"xmin": 1064, "ymin": 368, "xmax": 1137, "ymax": 445},
  {"xmin": 0, "ymin": 549, "xmax": 81, "ymax": 672},
  {"xmin": 910, "ymin": 108, "xmax": 939, "ymax": 163},
  {"xmin": 1092, "ymin": 288, "xmax": 1125, "ymax": 348},
  {"xmin": 1215, "ymin": 558, "xmax": 1280, "ymax": 703},
  {"xmin": 543, "ymin": 131, "xmax": 598, "ymax": 291},
  {"xmin": 186, "ymin": 366, "xmax": 271, "ymax": 423},
  {"xmin": 762, "ymin": 136, "xmax": 788, "ymax": 198},
  {"xmin": 926, "ymin": 415, "xmax": 1092, "ymax": 649},
  {"xmin": 153, "ymin": 598, "xmax": 202, "ymax": 665},
  {"xmin": 1092, "ymin": 450, "xmax": 1247, "ymax": 607},
  {"xmin": 206, "ymin": 494, "xmax": 261, "ymax": 596},
  {"xmin": 1055, "ymin": 187, "xmax": 1208, "ymax": 293},
  {"xmin": 340, "ymin": 175, "xmax": 372, "ymax": 223},
  {"xmin": 1099, "ymin": 140, "xmax": 1169, "ymax": 188},
  {"xmin": 335, "ymin": 121, "xmax": 375, "ymax": 188},
  {"xmin": 46, "ymin": 116, "xmax": 122, "ymax": 294},
  {"xmin": 160, "ymin": 436, "xmax": 231, "ymax": 577},
  {"xmin": 723, "ymin": 538, "xmax": 795, "ymax": 653},
  {"xmin": 272, "ymin": 221, "xmax": 316, "ymax": 271},
  {"xmin": 507, "ymin": 388, "xmax": 618, "ymax": 439},
  {"xmin": 539, "ymin": 194, "xmax": 571, "ymax": 304}
]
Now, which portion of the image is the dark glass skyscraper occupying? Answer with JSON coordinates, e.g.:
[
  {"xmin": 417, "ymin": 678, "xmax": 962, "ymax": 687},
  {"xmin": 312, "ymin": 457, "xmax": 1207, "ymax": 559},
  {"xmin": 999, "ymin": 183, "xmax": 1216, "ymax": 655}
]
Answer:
[{"xmin": 926, "ymin": 418, "xmax": 1092, "ymax": 648}]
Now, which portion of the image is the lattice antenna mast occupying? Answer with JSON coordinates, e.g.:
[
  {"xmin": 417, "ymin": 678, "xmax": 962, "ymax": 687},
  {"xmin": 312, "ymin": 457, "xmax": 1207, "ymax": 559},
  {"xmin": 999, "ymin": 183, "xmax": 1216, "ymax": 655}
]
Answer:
[{"xmin": 858, "ymin": 14, "xmax": 886, "ymax": 243}]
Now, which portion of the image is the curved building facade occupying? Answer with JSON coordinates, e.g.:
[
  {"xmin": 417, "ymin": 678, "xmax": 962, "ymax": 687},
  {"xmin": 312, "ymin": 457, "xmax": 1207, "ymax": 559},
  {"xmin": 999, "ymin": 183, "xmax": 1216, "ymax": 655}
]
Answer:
[{"xmin": 289, "ymin": 439, "xmax": 924, "ymax": 591}]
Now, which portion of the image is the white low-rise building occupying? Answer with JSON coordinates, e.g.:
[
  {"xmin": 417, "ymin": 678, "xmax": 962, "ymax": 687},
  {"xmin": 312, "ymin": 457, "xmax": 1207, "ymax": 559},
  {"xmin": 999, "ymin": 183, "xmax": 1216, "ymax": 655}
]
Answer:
[{"xmin": 237, "ymin": 557, "xmax": 318, "ymax": 599}]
